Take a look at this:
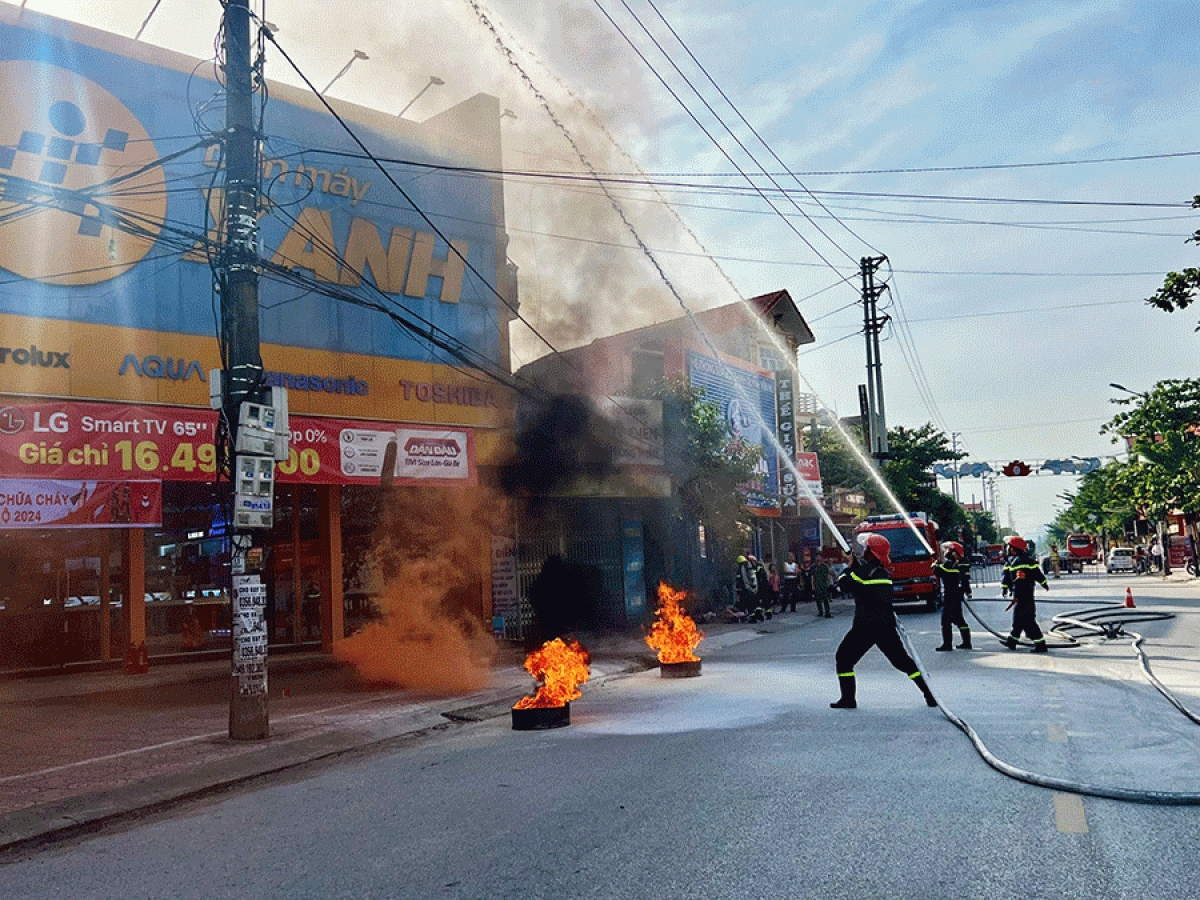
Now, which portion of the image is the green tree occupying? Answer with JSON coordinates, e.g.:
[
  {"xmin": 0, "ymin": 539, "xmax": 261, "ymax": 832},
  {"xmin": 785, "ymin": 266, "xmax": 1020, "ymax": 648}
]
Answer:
[
  {"xmin": 1050, "ymin": 462, "xmax": 1137, "ymax": 546},
  {"xmin": 881, "ymin": 424, "xmax": 967, "ymax": 540},
  {"xmin": 812, "ymin": 420, "xmax": 968, "ymax": 540},
  {"xmin": 966, "ymin": 509, "xmax": 997, "ymax": 545},
  {"xmin": 1146, "ymin": 195, "xmax": 1200, "ymax": 327},
  {"xmin": 1099, "ymin": 379, "xmax": 1200, "ymax": 556},
  {"xmin": 809, "ymin": 419, "xmax": 885, "ymax": 508},
  {"xmin": 1102, "ymin": 379, "xmax": 1200, "ymax": 515},
  {"xmin": 660, "ymin": 381, "xmax": 763, "ymax": 556}
]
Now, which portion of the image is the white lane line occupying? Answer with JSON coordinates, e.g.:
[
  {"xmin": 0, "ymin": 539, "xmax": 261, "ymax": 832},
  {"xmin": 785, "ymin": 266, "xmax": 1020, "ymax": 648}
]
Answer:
[
  {"xmin": 0, "ymin": 690, "xmax": 416, "ymax": 784},
  {"xmin": 0, "ymin": 731, "xmax": 223, "ymax": 784}
]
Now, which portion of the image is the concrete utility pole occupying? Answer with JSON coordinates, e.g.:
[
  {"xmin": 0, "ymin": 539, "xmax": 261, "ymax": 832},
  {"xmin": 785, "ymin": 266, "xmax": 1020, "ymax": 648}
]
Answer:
[
  {"xmin": 222, "ymin": 0, "xmax": 268, "ymax": 740},
  {"xmin": 860, "ymin": 256, "xmax": 889, "ymax": 459}
]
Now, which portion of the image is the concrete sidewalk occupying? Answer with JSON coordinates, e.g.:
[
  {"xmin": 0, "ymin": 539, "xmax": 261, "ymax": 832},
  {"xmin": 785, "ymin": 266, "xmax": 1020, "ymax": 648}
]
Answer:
[{"xmin": 0, "ymin": 616, "xmax": 813, "ymax": 853}]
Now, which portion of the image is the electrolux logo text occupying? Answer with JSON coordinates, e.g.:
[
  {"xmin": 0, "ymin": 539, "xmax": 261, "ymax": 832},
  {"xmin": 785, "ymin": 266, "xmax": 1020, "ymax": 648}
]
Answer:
[{"xmin": 1, "ymin": 345, "xmax": 69, "ymax": 369}]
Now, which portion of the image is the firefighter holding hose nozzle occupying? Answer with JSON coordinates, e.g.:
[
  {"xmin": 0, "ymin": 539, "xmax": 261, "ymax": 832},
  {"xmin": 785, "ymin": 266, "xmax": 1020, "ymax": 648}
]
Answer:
[
  {"xmin": 1000, "ymin": 535, "xmax": 1049, "ymax": 652},
  {"xmin": 933, "ymin": 541, "xmax": 972, "ymax": 651},
  {"xmin": 830, "ymin": 532, "xmax": 937, "ymax": 710}
]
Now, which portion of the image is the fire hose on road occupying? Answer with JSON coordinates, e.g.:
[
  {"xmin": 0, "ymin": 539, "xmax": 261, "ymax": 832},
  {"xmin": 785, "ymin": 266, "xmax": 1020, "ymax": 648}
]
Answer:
[
  {"xmin": 897, "ymin": 599, "xmax": 1200, "ymax": 805},
  {"xmin": 1043, "ymin": 603, "xmax": 1200, "ymax": 727}
]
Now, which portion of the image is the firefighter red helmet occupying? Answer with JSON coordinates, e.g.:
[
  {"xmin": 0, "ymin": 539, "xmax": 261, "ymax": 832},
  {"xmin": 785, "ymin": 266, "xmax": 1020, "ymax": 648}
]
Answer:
[
  {"xmin": 1004, "ymin": 535, "xmax": 1028, "ymax": 553},
  {"xmin": 854, "ymin": 532, "xmax": 891, "ymax": 567},
  {"xmin": 941, "ymin": 541, "xmax": 964, "ymax": 559}
]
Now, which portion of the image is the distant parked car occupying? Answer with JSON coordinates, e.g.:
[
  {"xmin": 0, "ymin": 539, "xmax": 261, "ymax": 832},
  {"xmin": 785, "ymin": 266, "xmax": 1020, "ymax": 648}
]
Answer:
[{"xmin": 1107, "ymin": 547, "xmax": 1137, "ymax": 574}]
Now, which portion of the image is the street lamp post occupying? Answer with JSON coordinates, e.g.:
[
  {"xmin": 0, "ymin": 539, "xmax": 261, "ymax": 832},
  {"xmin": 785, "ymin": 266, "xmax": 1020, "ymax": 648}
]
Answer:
[
  {"xmin": 322, "ymin": 50, "xmax": 369, "ymax": 95},
  {"xmin": 397, "ymin": 75, "xmax": 444, "ymax": 117},
  {"xmin": 1109, "ymin": 382, "xmax": 1146, "ymax": 399}
]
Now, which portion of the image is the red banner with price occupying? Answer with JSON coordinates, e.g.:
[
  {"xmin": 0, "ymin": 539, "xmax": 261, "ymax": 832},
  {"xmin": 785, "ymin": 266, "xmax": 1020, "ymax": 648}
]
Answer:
[{"xmin": 0, "ymin": 400, "xmax": 475, "ymax": 486}]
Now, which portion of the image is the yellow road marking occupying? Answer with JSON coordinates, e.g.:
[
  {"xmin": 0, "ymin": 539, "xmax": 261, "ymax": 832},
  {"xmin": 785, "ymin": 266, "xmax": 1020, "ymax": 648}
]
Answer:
[{"xmin": 1054, "ymin": 793, "xmax": 1089, "ymax": 833}]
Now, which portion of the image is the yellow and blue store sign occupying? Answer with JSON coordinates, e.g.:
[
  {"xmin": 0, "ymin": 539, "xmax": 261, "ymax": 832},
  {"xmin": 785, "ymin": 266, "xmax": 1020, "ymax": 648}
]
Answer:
[{"xmin": 0, "ymin": 8, "xmax": 508, "ymax": 400}]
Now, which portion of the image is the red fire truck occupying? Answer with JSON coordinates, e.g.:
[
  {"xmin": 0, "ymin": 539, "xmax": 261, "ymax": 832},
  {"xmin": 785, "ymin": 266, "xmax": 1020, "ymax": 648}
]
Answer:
[
  {"xmin": 853, "ymin": 512, "xmax": 943, "ymax": 611},
  {"xmin": 1066, "ymin": 533, "xmax": 1098, "ymax": 564}
]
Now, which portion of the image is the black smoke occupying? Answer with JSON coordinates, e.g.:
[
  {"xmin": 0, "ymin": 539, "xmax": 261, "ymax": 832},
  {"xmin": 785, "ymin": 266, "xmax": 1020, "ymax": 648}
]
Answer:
[
  {"xmin": 497, "ymin": 393, "xmax": 618, "ymax": 497},
  {"xmin": 524, "ymin": 553, "xmax": 607, "ymax": 649}
]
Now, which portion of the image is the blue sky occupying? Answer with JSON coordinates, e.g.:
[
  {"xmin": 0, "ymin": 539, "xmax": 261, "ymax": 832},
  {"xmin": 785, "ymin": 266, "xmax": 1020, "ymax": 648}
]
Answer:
[{"xmin": 19, "ymin": 0, "xmax": 1200, "ymax": 537}]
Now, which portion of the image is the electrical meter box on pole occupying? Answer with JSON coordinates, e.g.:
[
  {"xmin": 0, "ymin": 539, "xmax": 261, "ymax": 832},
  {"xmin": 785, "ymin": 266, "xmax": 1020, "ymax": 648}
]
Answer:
[{"xmin": 210, "ymin": 373, "xmax": 289, "ymax": 529}]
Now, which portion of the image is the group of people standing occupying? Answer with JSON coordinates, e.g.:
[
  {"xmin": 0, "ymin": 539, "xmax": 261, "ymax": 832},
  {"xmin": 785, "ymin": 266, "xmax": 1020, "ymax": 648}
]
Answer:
[
  {"xmin": 731, "ymin": 529, "xmax": 1053, "ymax": 711},
  {"xmin": 734, "ymin": 550, "xmax": 834, "ymax": 622},
  {"xmin": 829, "ymin": 531, "xmax": 1049, "ymax": 710}
]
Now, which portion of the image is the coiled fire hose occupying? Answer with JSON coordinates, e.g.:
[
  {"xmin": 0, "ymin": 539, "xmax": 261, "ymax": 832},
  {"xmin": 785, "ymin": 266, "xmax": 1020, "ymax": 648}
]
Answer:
[
  {"xmin": 896, "ymin": 598, "xmax": 1200, "ymax": 805},
  {"xmin": 1046, "ymin": 603, "xmax": 1200, "ymax": 727}
]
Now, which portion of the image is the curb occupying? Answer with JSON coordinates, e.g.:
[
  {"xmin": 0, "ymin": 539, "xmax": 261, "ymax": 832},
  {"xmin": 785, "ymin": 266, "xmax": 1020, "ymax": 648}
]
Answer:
[
  {"xmin": 0, "ymin": 654, "xmax": 654, "ymax": 856},
  {"xmin": 0, "ymin": 617, "xmax": 823, "ymax": 854}
]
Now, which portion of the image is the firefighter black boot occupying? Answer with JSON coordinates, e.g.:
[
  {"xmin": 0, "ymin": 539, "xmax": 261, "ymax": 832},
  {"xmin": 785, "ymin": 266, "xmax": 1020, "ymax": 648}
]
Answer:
[
  {"xmin": 1002, "ymin": 634, "xmax": 1017, "ymax": 650},
  {"xmin": 958, "ymin": 626, "xmax": 972, "ymax": 649},
  {"xmin": 1031, "ymin": 638, "xmax": 1048, "ymax": 653},
  {"xmin": 935, "ymin": 623, "xmax": 952, "ymax": 651},
  {"xmin": 911, "ymin": 672, "xmax": 937, "ymax": 707},
  {"xmin": 830, "ymin": 673, "xmax": 856, "ymax": 709}
]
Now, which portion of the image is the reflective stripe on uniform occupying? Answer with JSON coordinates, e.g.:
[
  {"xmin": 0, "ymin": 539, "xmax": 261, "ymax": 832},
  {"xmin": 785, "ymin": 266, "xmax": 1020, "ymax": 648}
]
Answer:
[
  {"xmin": 908, "ymin": 671, "xmax": 923, "ymax": 680},
  {"xmin": 838, "ymin": 672, "xmax": 855, "ymax": 677},
  {"xmin": 850, "ymin": 572, "xmax": 892, "ymax": 586}
]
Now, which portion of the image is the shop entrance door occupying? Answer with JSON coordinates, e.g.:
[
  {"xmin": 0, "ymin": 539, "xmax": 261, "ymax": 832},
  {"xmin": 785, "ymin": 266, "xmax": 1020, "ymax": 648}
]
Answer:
[{"xmin": 266, "ymin": 485, "xmax": 322, "ymax": 647}]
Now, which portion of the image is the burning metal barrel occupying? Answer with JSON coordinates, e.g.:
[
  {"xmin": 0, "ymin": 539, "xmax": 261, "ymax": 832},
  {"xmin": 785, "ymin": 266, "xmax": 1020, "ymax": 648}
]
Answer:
[
  {"xmin": 646, "ymin": 582, "xmax": 704, "ymax": 677},
  {"xmin": 511, "ymin": 702, "xmax": 570, "ymax": 730},
  {"xmin": 511, "ymin": 637, "xmax": 590, "ymax": 730},
  {"xmin": 659, "ymin": 659, "xmax": 702, "ymax": 678}
]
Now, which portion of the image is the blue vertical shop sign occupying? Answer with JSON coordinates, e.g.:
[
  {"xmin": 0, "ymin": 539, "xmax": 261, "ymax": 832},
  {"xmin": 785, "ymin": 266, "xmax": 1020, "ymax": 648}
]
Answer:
[
  {"xmin": 775, "ymin": 370, "xmax": 798, "ymax": 514},
  {"xmin": 621, "ymin": 513, "xmax": 646, "ymax": 622},
  {"xmin": 687, "ymin": 350, "xmax": 779, "ymax": 510}
]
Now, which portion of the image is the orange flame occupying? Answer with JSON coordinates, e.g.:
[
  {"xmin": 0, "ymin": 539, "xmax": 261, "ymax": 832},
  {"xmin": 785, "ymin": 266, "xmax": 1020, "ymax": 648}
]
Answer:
[
  {"xmin": 645, "ymin": 582, "xmax": 703, "ymax": 663},
  {"xmin": 512, "ymin": 638, "xmax": 591, "ymax": 709}
]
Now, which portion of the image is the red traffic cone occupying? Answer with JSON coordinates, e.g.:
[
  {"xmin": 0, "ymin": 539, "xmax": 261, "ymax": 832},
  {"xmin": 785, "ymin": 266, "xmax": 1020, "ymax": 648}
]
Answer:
[{"xmin": 1124, "ymin": 587, "xmax": 1135, "ymax": 608}]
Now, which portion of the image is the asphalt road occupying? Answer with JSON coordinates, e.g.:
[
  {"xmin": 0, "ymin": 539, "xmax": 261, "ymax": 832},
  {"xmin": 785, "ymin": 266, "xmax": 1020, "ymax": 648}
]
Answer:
[{"xmin": 3, "ymin": 571, "xmax": 1198, "ymax": 900}]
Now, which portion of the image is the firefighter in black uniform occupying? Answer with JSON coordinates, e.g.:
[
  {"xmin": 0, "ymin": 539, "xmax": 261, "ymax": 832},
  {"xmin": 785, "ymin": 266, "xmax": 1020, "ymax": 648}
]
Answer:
[
  {"xmin": 831, "ymin": 533, "xmax": 937, "ymax": 709},
  {"xmin": 1000, "ymin": 535, "xmax": 1049, "ymax": 652},
  {"xmin": 735, "ymin": 555, "xmax": 760, "ymax": 622},
  {"xmin": 933, "ymin": 541, "xmax": 972, "ymax": 651}
]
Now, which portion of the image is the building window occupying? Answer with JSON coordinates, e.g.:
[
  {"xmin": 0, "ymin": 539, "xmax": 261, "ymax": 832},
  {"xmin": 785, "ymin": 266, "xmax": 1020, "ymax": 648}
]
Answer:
[
  {"xmin": 630, "ymin": 348, "xmax": 664, "ymax": 397},
  {"xmin": 758, "ymin": 344, "xmax": 785, "ymax": 371}
]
